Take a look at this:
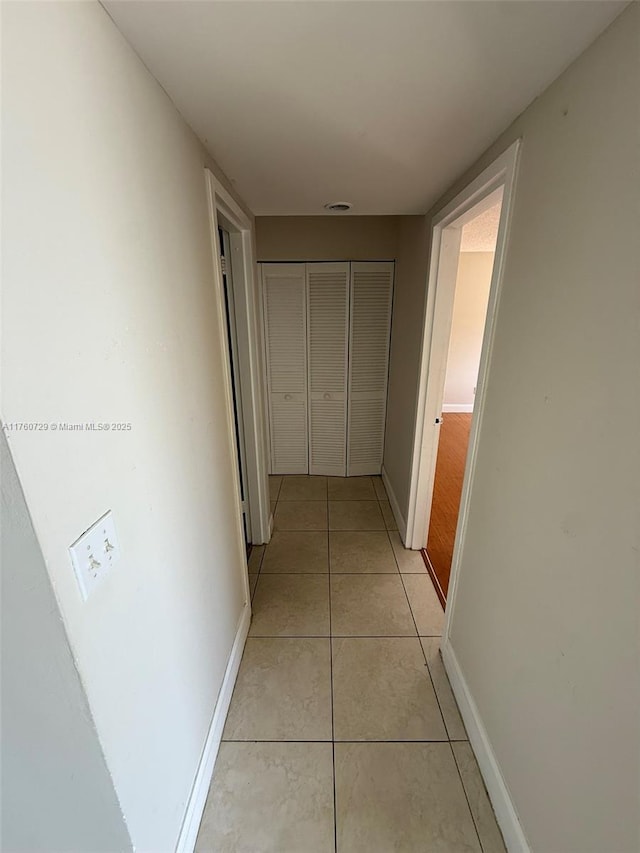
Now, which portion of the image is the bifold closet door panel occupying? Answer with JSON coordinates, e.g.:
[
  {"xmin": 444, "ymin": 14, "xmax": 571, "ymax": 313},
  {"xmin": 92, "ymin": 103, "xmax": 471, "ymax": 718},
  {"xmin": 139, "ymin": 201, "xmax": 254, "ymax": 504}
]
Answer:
[
  {"xmin": 262, "ymin": 263, "xmax": 308, "ymax": 474},
  {"xmin": 307, "ymin": 263, "xmax": 350, "ymax": 476},
  {"xmin": 347, "ymin": 262, "xmax": 394, "ymax": 476}
]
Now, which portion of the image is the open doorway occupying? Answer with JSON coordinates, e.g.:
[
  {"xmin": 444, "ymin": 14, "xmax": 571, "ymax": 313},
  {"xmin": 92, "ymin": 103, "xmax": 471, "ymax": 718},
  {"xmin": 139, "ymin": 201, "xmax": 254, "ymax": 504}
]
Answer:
[
  {"xmin": 405, "ymin": 141, "xmax": 520, "ymax": 621},
  {"xmin": 423, "ymin": 197, "xmax": 502, "ymax": 603},
  {"xmin": 218, "ymin": 226, "xmax": 251, "ymax": 552},
  {"xmin": 205, "ymin": 170, "xmax": 272, "ymax": 559}
]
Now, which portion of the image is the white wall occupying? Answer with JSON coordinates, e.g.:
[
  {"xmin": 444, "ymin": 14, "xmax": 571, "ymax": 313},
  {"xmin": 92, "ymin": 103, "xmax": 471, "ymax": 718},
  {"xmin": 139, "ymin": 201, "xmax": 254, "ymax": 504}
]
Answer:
[
  {"xmin": 255, "ymin": 215, "xmax": 399, "ymax": 260},
  {"xmin": 1, "ymin": 431, "xmax": 132, "ymax": 853},
  {"xmin": 385, "ymin": 4, "xmax": 640, "ymax": 850},
  {"xmin": 443, "ymin": 252, "xmax": 494, "ymax": 409},
  {"xmin": 2, "ymin": 3, "xmax": 252, "ymax": 850}
]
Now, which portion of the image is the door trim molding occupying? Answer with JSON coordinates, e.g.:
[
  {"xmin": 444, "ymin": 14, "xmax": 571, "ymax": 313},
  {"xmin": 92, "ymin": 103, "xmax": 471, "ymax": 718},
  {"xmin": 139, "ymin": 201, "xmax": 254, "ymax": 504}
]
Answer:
[
  {"xmin": 404, "ymin": 145, "xmax": 521, "ymax": 634},
  {"xmin": 420, "ymin": 549, "xmax": 446, "ymax": 608},
  {"xmin": 405, "ymin": 141, "xmax": 525, "ymax": 853},
  {"xmin": 205, "ymin": 170, "xmax": 271, "ymax": 545}
]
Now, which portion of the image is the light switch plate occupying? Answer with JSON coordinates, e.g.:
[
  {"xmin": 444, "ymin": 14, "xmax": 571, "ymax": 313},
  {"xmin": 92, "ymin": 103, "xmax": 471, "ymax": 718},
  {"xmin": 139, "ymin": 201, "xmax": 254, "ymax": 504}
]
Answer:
[{"xmin": 69, "ymin": 510, "xmax": 120, "ymax": 601}]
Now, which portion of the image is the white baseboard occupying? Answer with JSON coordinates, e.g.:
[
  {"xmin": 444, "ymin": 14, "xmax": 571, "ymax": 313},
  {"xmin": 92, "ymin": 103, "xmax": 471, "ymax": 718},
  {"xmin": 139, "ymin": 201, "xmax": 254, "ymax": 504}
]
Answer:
[
  {"xmin": 175, "ymin": 603, "xmax": 251, "ymax": 853},
  {"xmin": 442, "ymin": 403, "xmax": 474, "ymax": 413},
  {"xmin": 441, "ymin": 640, "xmax": 530, "ymax": 853},
  {"xmin": 381, "ymin": 466, "xmax": 407, "ymax": 540}
]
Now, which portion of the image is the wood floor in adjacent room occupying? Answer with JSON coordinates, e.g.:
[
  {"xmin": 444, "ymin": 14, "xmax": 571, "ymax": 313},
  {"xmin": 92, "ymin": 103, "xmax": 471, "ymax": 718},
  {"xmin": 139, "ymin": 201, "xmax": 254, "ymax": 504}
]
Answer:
[{"xmin": 426, "ymin": 413, "xmax": 473, "ymax": 599}]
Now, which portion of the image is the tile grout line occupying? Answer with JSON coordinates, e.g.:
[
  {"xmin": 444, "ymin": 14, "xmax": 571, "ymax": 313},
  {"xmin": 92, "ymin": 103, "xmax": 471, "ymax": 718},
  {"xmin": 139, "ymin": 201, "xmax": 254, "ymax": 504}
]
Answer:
[
  {"xmin": 375, "ymin": 479, "xmax": 451, "ymax": 733},
  {"xmin": 267, "ymin": 475, "xmax": 338, "ymax": 852},
  {"xmin": 380, "ymin": 476, "xmax": 468, "ymax": 784},
  {"xmin": 326, "ymin": 482, "xmax": 338, "ymax": 853},
  {"xmin": 248, "ymin": 634, "xmax": 443, "ymax": 639},
  {"xmin": 450, "ymin": 741, "xmax": 488, "ymax": 853},
  {"xmin": 256, "ymin": 475, "xmax": 280, "ymax": 600},
  {"xmin": 420, "ymin": 635, "xmax": 457, "ymax": 742},
  {"xmin": 265, "ymin": 476, "xmax": 466, "ymax": 852},
  {"xmin": 257, "ymin": 571, "xmax": 426, "ymax": 575},
  {"xmin": 399, "ymin": 564, "xmax": 453, "ymax": 740},
  {"xmin": 382, "ymin": 505, "xmax": 453, "ymax": 744},
  {"xmin": 249, "ymin": 477, "xmax": 484, "ymax": 853},
  {"xmin": 250, "ymin": 530, "xmax": 266, "ymax": 604},
  {"xmin": 376, "ymin": 474, "xmax": 481, "ymax": 845},
  {"xmin": 223, "ymin": 738, "xmax": 462, "ymax": 744}
]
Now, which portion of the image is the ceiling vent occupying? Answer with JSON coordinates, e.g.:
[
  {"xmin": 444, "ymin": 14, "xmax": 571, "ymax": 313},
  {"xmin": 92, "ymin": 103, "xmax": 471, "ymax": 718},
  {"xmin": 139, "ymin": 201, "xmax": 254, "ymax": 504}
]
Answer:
[{"xmin": 324, "ymin": 201, "xmax": 352, "ymax": 213}]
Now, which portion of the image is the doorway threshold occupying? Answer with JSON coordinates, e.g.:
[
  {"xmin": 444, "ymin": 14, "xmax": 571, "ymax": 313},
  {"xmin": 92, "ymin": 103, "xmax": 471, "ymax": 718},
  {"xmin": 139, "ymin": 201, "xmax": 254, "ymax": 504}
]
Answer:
[{"xmin": 421, "ymin": 549, "xmax": 446, "ymax": 610}]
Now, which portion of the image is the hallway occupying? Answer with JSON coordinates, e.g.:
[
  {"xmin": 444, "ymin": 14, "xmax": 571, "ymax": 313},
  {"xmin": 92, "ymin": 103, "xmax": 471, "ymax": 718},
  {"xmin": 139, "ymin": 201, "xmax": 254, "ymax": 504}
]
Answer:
[{"xmin": 195, "ymin": 476, "xmax": 505, "ymax": 852}]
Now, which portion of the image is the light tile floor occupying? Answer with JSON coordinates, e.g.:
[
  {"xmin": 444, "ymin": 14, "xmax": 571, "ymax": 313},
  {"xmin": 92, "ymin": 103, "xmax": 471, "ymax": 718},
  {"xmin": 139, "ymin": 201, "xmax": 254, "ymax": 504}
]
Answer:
[{"xmin": 196, "ymin": 475, "xmax": 506, "ymax": 853}]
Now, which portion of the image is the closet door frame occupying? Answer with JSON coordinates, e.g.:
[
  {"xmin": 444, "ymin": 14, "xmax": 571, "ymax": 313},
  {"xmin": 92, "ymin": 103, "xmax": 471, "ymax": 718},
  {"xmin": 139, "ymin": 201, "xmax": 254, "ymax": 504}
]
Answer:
[{"xmin": 259, "ymin": 258, "xmax": 395, "ymax": 480}]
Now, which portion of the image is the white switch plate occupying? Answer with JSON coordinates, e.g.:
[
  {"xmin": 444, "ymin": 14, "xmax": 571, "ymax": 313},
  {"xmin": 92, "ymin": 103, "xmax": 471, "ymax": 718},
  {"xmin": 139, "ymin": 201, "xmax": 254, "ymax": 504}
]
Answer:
[{"xmin": 69, "ymin": 510, "xmax": 120, "ymax": 601}]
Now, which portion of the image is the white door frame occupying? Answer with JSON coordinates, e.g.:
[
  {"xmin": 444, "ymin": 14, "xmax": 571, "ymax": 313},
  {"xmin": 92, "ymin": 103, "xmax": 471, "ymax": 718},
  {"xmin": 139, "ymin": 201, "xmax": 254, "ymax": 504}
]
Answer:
[
  {"xmin": 405, "ymin": 140, "xmax": 521, "ymax": 619},
  {"xmin": 205, "ymin": 170, "xmax": 271, "ymax": 545},
  {"xmin": 219, "ymin": 226, "xmax": 251, "ymax": 540}
]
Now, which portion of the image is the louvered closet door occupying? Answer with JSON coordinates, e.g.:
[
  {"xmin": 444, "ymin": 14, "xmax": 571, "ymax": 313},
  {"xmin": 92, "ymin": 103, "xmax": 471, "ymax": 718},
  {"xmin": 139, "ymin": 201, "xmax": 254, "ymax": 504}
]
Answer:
[
  {"xmin": 307, "ymin": 263, "xmax": 349, "ymax": 476},
  {"xmin": 347, "ymin": 262, "xmax": 394, "ymax": 476},
  {"xmin": 262, "ymin": 263, "xmax": 308, "ymax": 474}
]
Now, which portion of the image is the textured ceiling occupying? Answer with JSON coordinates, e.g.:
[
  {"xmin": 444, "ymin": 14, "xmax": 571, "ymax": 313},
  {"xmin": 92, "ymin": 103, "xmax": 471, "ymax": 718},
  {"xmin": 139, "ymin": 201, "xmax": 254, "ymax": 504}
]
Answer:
[
  {"xmin": 104, "ymin": 1, "xmax": 626, "ymax": 215},
  {"xmin": 461, "ymin": 202, "xmax": 502, "ymax": 253}
]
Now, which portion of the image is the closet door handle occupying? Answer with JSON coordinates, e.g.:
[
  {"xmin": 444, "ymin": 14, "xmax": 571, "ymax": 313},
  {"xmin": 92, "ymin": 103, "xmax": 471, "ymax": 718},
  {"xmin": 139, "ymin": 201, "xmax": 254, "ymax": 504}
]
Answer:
[
  {"xmin": 284, "ymin": 394, "xmax": 293, "ymax": 401},
  {"xmin": 323, "ymin": 393, "xmax": 331, "ymax": 400}
]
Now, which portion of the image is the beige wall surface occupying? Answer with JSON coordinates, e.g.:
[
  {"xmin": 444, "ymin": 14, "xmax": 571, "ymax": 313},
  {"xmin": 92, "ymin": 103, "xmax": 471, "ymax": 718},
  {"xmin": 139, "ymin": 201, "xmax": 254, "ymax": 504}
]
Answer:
[
  {"xmin": 443, "ymin": 252, "xmax": 494, "ymax": 408},
  {"xmin": 1, "ymin": 432, "xmax": 132, "ymax": 853},
  {"xmin": 383, "ymin": 215, "xmax": 430, "ymax": 517},
  {"xmin": 256, "ymin": 215, "xmax": 399, "ymax": 260},
  {"xmin": 385, "ymin": 5, "xmax": 640, "ymax": 851},
  {"xmin": 2, "ymin": 3, "xmax": 251, "ymax": 850}
]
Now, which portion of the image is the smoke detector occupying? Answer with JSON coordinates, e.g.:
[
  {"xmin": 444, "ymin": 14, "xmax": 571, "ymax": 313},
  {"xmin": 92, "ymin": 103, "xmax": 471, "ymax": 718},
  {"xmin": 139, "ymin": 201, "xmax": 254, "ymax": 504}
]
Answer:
[{"xmin": 324, "ymin": 201, "xmax": 352, "ymax": 213}]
